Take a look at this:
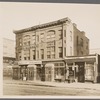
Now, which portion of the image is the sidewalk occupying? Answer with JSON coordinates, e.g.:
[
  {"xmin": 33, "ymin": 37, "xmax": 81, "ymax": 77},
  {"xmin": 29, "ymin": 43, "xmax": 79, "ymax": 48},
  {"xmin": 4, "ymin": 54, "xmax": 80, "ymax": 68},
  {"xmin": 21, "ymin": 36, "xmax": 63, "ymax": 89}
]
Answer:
[{"xmin": 4, "ymin": 78, "xmax": 100, "ymax": 91}]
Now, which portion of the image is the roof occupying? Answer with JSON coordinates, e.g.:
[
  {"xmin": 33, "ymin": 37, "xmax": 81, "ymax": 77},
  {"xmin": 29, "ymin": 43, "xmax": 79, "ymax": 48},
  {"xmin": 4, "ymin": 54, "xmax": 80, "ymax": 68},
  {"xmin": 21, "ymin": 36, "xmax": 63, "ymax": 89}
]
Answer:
[{"xmin": 13, "ymin": 17, "xmax": 70, "ymax": 34}]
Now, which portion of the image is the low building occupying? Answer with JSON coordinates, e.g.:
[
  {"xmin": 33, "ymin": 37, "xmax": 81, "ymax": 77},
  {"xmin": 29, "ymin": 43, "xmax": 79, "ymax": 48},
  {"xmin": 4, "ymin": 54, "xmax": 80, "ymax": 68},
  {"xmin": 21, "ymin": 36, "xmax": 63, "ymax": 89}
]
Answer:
[
  {"xmin": 90, "ymin": 48, "xmax": 100, "ymax": 55},
  {"xmin": 3, "ymin": 38, "xmax": 16, "ymax": 77}
]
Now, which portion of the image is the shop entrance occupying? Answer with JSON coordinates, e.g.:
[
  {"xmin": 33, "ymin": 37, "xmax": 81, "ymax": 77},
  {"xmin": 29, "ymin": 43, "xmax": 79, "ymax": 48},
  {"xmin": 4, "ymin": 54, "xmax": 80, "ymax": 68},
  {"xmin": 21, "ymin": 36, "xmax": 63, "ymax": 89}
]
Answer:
[
  {"xmin": 20, "ymin": 65, "xmax": 28, "ymax": 80},
  {"xmin": 45, "ymin": 67, "xmax": 52, "ymax": 81},
  {"xmin": 75, "ymin": 62, "xmax": 85, "ymax": 82},
  {"xmin": 36, "ymin": 66, "xmax": 42, "ymax": 81}
]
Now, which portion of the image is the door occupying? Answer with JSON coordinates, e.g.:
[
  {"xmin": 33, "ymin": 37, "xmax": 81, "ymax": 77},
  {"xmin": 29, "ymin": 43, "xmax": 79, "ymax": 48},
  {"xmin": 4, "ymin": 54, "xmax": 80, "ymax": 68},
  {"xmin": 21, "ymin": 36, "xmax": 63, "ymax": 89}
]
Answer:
[
  {"xmin": 45, "ymin": 67, "xmax": 52, "ymax": 81},
  {"xmin": 76, "ymin": 62, "xmax": 85, "ymax": 82},
  {"xmin": 36, "ymin": 67, "xmax": 42, "ymax": 80}
]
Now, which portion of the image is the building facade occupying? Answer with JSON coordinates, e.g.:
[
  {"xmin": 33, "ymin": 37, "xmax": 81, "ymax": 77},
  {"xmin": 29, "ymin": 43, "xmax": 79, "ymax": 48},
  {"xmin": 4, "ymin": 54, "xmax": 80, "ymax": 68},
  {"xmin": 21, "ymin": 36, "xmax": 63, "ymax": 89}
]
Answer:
[
  {"xmin": 3, "ymin": 38, "xmax": 16, "ymax": 77},
  {"xmin": 13, "ymin": 17, "xmax": 100, "ymax": 83},
  {"xmin": 14, "ymin": 17, "xmax": 89, "ymax": 61}
]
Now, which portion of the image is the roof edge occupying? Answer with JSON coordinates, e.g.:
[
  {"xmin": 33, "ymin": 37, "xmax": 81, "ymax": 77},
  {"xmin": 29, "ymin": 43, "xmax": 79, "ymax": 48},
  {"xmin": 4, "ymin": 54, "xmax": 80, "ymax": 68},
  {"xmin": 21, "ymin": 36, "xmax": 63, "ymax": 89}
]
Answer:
[{"xmin": 13, "ymin": 17, "xmax": 70, "ymax": 34}]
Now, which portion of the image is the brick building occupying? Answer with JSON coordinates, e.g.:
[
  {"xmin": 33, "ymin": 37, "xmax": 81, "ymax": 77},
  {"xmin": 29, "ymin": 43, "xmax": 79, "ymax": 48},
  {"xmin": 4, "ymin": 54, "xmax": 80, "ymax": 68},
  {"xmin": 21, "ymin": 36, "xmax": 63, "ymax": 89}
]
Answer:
[
  {"xmin": 12, "ymin": 17, "xmax": 100, "ymax": 83},
  {"xmin": 14, "ymin": 17, "xmax": 89, "ymax": 61}
]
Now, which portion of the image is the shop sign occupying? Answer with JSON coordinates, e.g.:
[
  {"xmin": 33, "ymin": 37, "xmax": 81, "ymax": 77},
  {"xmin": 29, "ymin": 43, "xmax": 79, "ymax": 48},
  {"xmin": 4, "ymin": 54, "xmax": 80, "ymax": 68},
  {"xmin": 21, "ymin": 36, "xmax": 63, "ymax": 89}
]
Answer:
[{"xmin": 18, "ymin": 61, "xmax": 42, "ymax": 65}]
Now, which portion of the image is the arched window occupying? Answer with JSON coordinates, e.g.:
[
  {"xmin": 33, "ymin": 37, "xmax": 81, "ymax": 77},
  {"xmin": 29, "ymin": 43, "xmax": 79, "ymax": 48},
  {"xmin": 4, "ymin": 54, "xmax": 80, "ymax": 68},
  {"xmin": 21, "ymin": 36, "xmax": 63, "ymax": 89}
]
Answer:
[{"xmin": 47, "ymin": 30, "xmax": 55, "ymax": 40}]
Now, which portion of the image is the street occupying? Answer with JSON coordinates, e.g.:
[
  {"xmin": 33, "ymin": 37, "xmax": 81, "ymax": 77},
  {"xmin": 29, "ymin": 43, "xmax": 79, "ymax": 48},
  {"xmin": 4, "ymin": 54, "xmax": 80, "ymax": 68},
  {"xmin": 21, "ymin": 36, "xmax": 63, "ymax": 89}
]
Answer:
[{"xmin": 3, "ymin": 77, "xmax": 100, "ymax": 96}]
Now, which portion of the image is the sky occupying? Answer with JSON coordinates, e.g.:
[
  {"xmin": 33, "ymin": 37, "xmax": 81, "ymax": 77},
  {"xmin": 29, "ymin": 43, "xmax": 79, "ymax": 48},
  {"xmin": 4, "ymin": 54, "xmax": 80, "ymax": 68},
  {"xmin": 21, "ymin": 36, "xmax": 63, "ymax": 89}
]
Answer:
[{"xmin": 0, "ymin": 2, "xmax": 100, "ymax": 49}]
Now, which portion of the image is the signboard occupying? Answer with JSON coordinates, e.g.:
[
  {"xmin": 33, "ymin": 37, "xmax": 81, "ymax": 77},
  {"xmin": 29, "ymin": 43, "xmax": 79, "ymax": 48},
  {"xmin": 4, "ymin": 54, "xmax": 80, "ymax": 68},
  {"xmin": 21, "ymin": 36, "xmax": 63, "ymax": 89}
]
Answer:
[{"xmin": 18, "ymin": 60, "xmax": 42, "ymax": 65}]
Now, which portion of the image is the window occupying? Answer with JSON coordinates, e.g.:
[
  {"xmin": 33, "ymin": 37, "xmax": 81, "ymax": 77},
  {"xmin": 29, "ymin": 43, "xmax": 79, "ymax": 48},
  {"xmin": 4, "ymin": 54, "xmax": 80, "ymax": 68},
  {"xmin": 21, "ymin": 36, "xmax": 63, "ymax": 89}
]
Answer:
[
  {"xmin": 28, "ymin": 41, "xmax": 30, "ymax": 45},
  {"xmin": 37, "ymin": 35, "xmax": 39, "ymax": 42},
  {"xmin": 70, "ymin": 46, "xmax": 72, "ymax": 56},
  {"xmin": 28, "ymin": 57, "xmax": 30, "ymax": 60},
  {"xmin": 59, "ymin": 47, "xmax": 62, "ymax": 52},
  {"xmin": 40, "ymin": 33, "xmax": 44, "ymax": 42},
  {"xmin": 47, "ymin": 41, "xmax": 55, "ymax": 47},
  {"xmin": 47, "ymin": 51, "xmax": 51, "ymax": 55},
  {"xmin": 86, "ymin": 42, "xmax": 88, "ymax": 49},
  {"xmin": 19, "ymin": 43, "xmax": 22, "ymax": 46},
  {"xmin": 32, "ymin": 35, "xmax": 35, "ymax": 40},
  {"xmin": 41, "ymin": 49, "xmax": 44, "ymax": 59},
  {"xmin": 59, "ymin": 47, "xmax": 63, "ymax": 58},
  {"xmin": 47, "ymin": 47, "xmax": 50, "ymax": 51},
  {"xmin": 33, "ymin": 50, "xmax": 35, "ymax": 60},
  {"xmin": 59, "ymin": 30, "xmax": 62, "ymax": 39},
  {"xmin": 47, "ymin": 55, "xmax": 51, "ymax": 59},
  {"xmin": 19, "ymin": 56, "xmax": 21, "ymax": 60},
  {"xmin": 70, "ymin": 31, "xmax": 72, "ymax": 41},
  {"xmin": 64, "ymin": 30, "xmax": 66, "ymax": 37},
  {"xmin": 64, "ymin": 47, "xmax": 66, "ymax": 56},
  {"xmin": 64, "ymin": 40, "xmax": 66, "ymax": 43},
  {"xmin": 24, "ymin": 57, "xmax": 26, "ymax": 60},
  {"xmin": 47, "ymin": 35, "xmax": 50, "ymax": 39},
  {"xmin": 33, "ymin": 55, "xmax": 35, "ymax": 60},
  {"xmin": 47, "ymin": 50, "xmax": 50, "ymax": 59},
  {"xmin": 40, "ymin": 33, "xmax": 44, "ymax": 38},
  {"xmin": 32, "ymin": 35, "xmax": 36, "ymax": 44},
  {"xmin": 23, "ymin": 35, "xmax": 30, "ymax": 42},
  {"xmin": 77, "ymin": 36, "xmax": 79, "ymax": 46},
  {"xmin": 80, "ymin": 38, "xmax": 83, "ymax": 46},
  {"xmin": 52, "ymin": 54, "xmax": 55, "ymax": 59},
  {"xmin": 37, "ymin": 50, "xmax": 39, "ymax": 59},
  {"xmin": 19, "ymin": 38, "xmax": 22, "ymax": 46},
  {"xmin": 51, "ymin": 46, "xmax": 55, "ymax": 52},
  {"xmin": 81, "ymin": 51, "xmax": 83, "ymax": 55},
  {"xmin": 24, "ymin": 42, "xmax": 26, "ymax": 46},
  {"xmin": 47, "ymin": 30, "xmax": 55, "ymax": 40}
]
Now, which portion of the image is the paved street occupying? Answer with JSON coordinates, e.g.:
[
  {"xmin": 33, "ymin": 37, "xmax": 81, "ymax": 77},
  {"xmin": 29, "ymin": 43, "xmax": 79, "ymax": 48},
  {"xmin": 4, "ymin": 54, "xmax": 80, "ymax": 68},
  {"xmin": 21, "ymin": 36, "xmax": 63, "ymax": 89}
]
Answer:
[{"xmin": 3, "ymin": 77, "xmax": 100, "ymax": 96}]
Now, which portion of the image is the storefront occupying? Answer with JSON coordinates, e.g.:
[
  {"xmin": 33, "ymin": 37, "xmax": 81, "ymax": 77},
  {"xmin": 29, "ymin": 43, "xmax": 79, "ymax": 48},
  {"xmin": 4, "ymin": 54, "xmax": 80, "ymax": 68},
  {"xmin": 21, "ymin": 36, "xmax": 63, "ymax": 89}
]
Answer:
[
  {"xmin": 12, "ymin": 54, "xmax": 100, "ymax": 83},
  {"xmin": 12, "ymin": 61, "xmax": 42, "ymax": 81},
  {"xmin": 65, "ymin": 54, "xmax": 100, "ymax": 83}
]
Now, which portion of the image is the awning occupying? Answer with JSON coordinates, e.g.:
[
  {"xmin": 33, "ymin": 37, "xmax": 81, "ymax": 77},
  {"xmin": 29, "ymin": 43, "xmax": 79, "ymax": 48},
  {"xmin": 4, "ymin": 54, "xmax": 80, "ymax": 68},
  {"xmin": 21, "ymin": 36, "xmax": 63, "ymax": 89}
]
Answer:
[
  {"xmin": 27, "ymin": 64, "xmax": 36, "ymax": 68},
  {"xmin": 66, "ymin": 58, "xmax": 96, "ymax": 63}
]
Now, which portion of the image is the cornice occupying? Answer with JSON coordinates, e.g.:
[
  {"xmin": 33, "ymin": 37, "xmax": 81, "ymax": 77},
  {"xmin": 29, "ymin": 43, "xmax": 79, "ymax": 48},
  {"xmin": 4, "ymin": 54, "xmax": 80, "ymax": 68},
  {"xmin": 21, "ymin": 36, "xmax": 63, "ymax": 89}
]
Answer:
[{"xmin": 13, "ymin": 17, "xmax": 70, "ymax": 34}]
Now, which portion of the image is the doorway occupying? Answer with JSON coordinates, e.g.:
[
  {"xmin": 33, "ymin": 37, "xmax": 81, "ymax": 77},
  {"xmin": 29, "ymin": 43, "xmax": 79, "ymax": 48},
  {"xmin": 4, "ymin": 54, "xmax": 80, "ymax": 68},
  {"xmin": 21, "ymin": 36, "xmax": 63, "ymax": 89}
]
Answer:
[{"xmin": 75, "ymin": 62, "xmax": 85, "ymax": 82}]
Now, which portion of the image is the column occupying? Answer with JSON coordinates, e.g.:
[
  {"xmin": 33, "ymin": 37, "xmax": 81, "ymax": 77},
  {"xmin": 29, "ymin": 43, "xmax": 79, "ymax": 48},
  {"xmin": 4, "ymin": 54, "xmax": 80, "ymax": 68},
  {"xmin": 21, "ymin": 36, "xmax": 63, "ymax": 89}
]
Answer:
[
  {"xmin": 93, "ymin": 62, "xmax": 97, "ymax": 83},
  {"xmin": 73, "ymin": 63, "xmax": 75, "ymax": 81},
  {"xmin": 84, "ymin": 62, "xmax": 86, "ymax": 82},
  {"xmin": 51, "ymin": 65, "xmax": 55, "ymax": 82},
  {"xmin": 33, "ymin": 65, "xmax": 37, "ymax": 81},
  {"xmin": 65, "ymin": 62, "xmax": 69, "ymax": 80}
]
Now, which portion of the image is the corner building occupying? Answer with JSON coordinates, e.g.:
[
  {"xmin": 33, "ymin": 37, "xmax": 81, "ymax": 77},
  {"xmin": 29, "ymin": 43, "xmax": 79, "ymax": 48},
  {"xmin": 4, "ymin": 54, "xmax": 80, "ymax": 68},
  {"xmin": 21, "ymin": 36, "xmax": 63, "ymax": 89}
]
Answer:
[
  {"xmin": 13, "ymin": 17, "xmax": 95, "ymax": 82},
  {"xmin": 14, "ymin": 17, "xmax": 89, "ymax": 61}
]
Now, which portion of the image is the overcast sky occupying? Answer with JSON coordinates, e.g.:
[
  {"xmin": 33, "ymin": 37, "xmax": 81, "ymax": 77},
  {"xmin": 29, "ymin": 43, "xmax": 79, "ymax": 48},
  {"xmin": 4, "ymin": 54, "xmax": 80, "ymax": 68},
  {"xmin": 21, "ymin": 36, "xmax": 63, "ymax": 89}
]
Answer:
[{"xmin": 0, "ymin": 2, "xmax": 100, "ymax": 49}]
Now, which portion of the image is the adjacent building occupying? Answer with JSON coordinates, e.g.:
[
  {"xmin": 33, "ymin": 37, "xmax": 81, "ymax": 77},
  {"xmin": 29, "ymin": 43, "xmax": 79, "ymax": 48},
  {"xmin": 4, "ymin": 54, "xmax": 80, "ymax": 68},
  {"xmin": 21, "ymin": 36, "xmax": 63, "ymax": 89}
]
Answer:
[
  {"xmin": 90, "ymin": 48, "xmax": 100, "ymax": 55},
  {"xmin": 12, "ymin": 17, "xmax": 100, "ymax": 83},
  {"xmin": 3, "ymin": 38, "xmax": 16, "ymax": 77}
]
